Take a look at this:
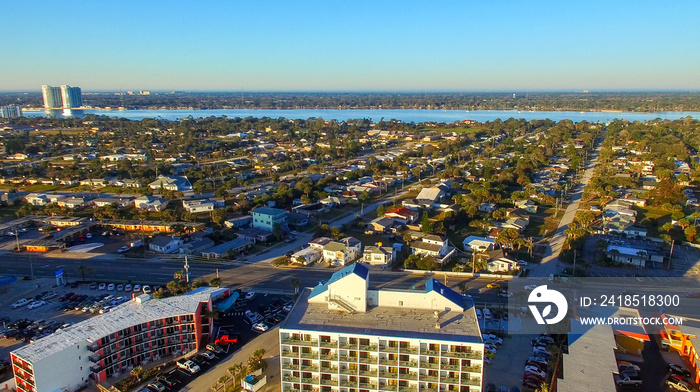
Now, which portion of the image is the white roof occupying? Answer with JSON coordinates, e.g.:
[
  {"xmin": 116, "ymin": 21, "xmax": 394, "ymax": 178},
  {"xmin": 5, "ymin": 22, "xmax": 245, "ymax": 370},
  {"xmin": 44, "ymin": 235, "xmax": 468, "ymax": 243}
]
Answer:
[
  {"xmin": 12, "ymin": 287, "xmax": 224, "ymax": 363},
  {"xmin": 416, "ymin": 187, "xmax": 443, "ymax": 202}
]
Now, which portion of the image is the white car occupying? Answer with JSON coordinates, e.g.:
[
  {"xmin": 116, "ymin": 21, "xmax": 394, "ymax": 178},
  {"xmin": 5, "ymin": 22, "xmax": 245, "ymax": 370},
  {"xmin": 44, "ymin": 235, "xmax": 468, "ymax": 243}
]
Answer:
[
  {"xmin": 107, "ymin": 283, "xmax": 115, "ymax": 291},
  {"xmin": 117, "ymin": 246, "xmax": 130, "ymax": 253},
  {"xmin": 485, "ymin": 343, "xmax": 498, "ymax": 353},
  {"xmin": 283, "ymin": 304, "xmax": 293, "ymax": 312},
  {"xmin": 98, "ymin": 283, "xmax": 106, "ymax": 290},
  {"xmin": 476, "ymin": 309, "xmax": 483, "ymax": 319},
  {"xmin": 253, "ymin": 322, "xmax": 269, "ymax": 332},
  {"xmin": 142, "ymin": 285, "xmax": 152, "ymax": 294},
  {"xmin": 133, "ymin": 285, "xmax": 141, "ymax": 292},
  {"xmin": 517, "ymin": 260, "xmax": 528, "ymax": 266},
  {"xmin": 524, "ymin": 366, "xmax": 546, "ymax": 379},
  {"xmin": 86, "ymin": 233, "xmax": 92, "ymax": 239},
  {"xmin": 533, "ymin": 346, "xmax": 551, "ymax": 356},
  {"xmin": 245, "ymin": 310, "xmax": 261, "ymax": 322},
  {"xmin": 524, "ymin": 285, "xmax": 539, "ymax": 291},
  {"xmin": 12, "ymin": 298, "xmax": 30, "ymax": 309},
  {"xmin": 176, "ymin": 360, "xmax": 200, "ymax": 374},
  {"xmin": 28, "ymin": 300, "xmax": 46, "ymax": 309},
  {"xmin": 245, "ymin": 291, "xmax": 256, "ymax": 300}
]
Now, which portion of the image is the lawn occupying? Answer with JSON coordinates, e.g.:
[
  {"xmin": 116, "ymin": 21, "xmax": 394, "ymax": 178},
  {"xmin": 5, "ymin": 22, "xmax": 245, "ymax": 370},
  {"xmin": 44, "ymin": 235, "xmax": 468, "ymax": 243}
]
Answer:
[
  {"xmin": 633, "ymin": 205, "xmax": 671, "ymax": 237},
  {"xmin": 20, "ymin": 184, "xmax": 63, "ymax": 192}
]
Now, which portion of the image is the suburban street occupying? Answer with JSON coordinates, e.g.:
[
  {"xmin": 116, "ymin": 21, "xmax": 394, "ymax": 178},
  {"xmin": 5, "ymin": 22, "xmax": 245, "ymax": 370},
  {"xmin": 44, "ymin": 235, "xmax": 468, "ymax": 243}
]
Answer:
[{"xmin": 531, "ymin": 142, "xmax": 602, "ymax": 278}]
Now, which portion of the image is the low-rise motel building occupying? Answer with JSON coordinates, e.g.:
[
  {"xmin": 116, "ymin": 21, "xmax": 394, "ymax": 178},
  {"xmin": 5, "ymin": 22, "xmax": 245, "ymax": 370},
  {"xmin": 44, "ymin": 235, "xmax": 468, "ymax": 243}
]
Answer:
[
  {"xmin": 279, "ymin": 263, "xmax": 484, "ymax": 392},
  {"xmin": 11, "ymin": 287, "xmax": 229, "ymax": 392},
  {"xmin": 660, "ymin": 314, "xmax": 700, "ymax": 386}
]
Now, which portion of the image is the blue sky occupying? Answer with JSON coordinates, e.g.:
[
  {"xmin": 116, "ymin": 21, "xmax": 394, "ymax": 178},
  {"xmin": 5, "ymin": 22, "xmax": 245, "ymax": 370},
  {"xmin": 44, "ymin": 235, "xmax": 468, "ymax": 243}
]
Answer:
[{"xmin": 1, "ymin": 1, "xmax": 699, "ymax": 91}]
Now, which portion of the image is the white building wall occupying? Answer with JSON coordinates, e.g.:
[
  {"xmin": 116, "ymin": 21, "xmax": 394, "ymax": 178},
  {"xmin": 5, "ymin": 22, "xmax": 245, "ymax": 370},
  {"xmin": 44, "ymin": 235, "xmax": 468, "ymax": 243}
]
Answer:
[{"xmin": 33, "ymin": 342, "xmax": 91, "ymax": 392}]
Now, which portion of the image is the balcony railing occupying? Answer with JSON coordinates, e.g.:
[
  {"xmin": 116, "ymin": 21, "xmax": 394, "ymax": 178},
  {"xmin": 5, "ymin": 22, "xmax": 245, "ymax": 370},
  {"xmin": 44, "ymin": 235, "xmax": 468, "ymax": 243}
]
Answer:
[
  {"xmin": 398, "ymin": 372, "xmax": 418, "ymax": 380},
  {"xmin": 399, "ymin": 346, "xmax": 419, "ymax": 354},
  {"xmin": 281, "ymin": 350, "xmax": 298, "ymax": 358},
  {"xmin": 339, "ymin": 342, "xmax": 358, "ymax": 349},
  {"xmin": 282, "ymin": 388, "xmax": 301, "ymax": 392},
  {"xmin": 358, "ymin": 356, "xmax": 378, "ymax": 364},
  {"xmin": 461, "ymin": 378, "xmax": 481, "ymax": 386},
  {"xmin": 300, "ymin": 377, "xmax": 319, "ymax": 384},
  {"xmin": 379, "ymin": 371, "xmax": 398, "ymax": 378},
  {"xmin": 87, "ymin": 343, "xmax": 100, "ymax": 352},
  {"xmin": 320, "ymin": 366, "xmax": 338, "ymax": 373},
  {"xmin": 90, "ymin": 364, "xmax": 103, "ymax": 373},
  {"xmin": 379, "ymin": 385, "xmax": 398, "ymax": 391},
  {"xmin": 300, "ymin": 351, "xmax": 319, "ymax": 359},
  {"xmin": 442, "ymin": 350, "xmax": 482, "ymax": 359},
  {"xmin": 319, "ymin": 354, "xmax": 338, "ymax": 361},
  {"xmin": 340, "ymin": 380, "xmax": 357, "ymax": 387},
  {"xmin": 358, "ymin": 369, "xmax": 378, "ymax": 377},
  {"xmin": 13, "ymin": 370, "xmax": 34, "ymax": 385},
  {"xmin": 462, "ymin": 365, "xmax": 482, "ymax": 373},
  {"xmin": 300, "ymin": 365, "xmax": 318, "ymax": 372},
  {"xmin": 420, "ymin": 349, "xmax": 440, "ymax": 356},
  {"xmin": 282, "ymin": 376, "xmax": 300, "ymax": 382},
  {"xmin": 340, "ymin": 368, "xmax": 357, "ymax": 375},
  {"xmin": 379, "ymin": 346, "xmax": 399, "ymax": 353},
  {"xmin": 398, "ymin": 360, "xmax": 418, "ymax": 368},
  {"xmin": 399, "ymin": 387, "xmax": 418, "ymax": 392},
  {"xmin": 282, "ymin": 338, "xmax": 319, "ymax": 346},
  {"xmin": 359, "ymin": 344, "xmax": 378, "ymax": 351},
  {"xmin": 419, "ymin": 362, "xmax": 439, "ymax": 369},
  {"xmin": 281, "ymin": 363, "xmax": 299, "ymax": 371},
  {"xmin": 320, "ymin": 378, "xmax": 339, "ymax": 386},
  {"xmin": 339, "ymin": 356, "xmax": 358, "ymax": 362},
  {"xmin": 379, "ymin": 358, "xmax": 398, "ymax": 365},
  {"xmin": 420, "ymin": 374, "xmax": 439, "ymax": 382},
  {"xmin": 359, "ymin": 383, "xmax": 378, "ymax": 389},
  {"xmin": 89, "ymin": 354, "xmax": 100, "ymax": 363},
  {"xmin": 319, "ymin": 341, "xmax": 338, "ymax": 348},
  {"xmin": 442, "ymin": 377, "xmax": 460, "ymax": 384}
]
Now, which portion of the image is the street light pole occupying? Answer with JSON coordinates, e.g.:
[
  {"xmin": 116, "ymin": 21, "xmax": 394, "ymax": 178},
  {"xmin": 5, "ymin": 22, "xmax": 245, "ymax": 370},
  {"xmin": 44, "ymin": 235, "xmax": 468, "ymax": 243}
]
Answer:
[{"xmin": 184, "ymin": 256, "xmax": 190, "ymax": 283}]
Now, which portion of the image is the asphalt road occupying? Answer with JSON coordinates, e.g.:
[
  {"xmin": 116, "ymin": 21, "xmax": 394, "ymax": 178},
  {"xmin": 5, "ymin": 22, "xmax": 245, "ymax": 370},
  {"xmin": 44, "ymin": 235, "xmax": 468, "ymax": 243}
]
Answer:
[{"xmin": 530, "ymin": 143, "xmax": 602, "ymax": 278}]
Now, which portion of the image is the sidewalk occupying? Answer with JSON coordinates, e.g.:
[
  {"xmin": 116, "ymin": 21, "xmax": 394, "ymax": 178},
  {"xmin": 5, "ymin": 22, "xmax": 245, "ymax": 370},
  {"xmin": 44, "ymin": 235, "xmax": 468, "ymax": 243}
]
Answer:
[{"xmin": 178, "ymin": 327, "xmax": 280, "ymax": 392}]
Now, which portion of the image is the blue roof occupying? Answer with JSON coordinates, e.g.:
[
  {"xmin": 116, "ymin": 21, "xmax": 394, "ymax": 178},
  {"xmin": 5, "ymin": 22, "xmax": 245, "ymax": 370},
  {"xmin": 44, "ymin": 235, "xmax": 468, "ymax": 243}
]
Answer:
[
  {"xmin": 251, "ymin": 206, "xmax": 288, "ymax": 216},
  {"xmin": 328, "ymin": 263, "xmax": 369, "ymax": 285},
  {"xmin": 425, "ymin": 279, "xmax": 463, "ymax": 310},
  {"xmin": 309, "ymin": 282, "xmax": 329, "ymax": 299}
]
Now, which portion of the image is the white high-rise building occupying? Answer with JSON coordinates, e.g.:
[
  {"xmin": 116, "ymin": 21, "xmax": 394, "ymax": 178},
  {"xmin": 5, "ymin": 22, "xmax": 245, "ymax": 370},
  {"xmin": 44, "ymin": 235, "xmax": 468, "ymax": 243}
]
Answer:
[
  {"xmin": 41, "ymin": 85, "xmax": 62, "ymax": 109},
  {"xmin": 60, "ymin": 85, "xmax": 83, "ymax": 108},
  {"xmin": 0, "ymin": 104, "xmax": 22, "ymax": 118},
  {"xmin": 279, "ymin": 263, "xmax": 484, "ymax": 392}
]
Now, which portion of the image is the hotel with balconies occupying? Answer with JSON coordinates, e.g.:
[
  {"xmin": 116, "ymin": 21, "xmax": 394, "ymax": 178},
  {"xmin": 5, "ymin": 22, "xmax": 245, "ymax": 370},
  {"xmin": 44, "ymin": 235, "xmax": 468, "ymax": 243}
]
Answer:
[
  {"xmin": 10, "ymin": 287, "xmax": 228, "ymax": 392},
  {"xmin": 279, "ymin": 263, "xmax": 484, "ymax": 392}
]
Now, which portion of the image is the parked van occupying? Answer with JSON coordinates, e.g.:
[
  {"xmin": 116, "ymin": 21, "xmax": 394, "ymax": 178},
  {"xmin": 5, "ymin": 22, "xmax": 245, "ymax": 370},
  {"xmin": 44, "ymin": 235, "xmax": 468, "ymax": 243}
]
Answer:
[{"xmin": 483, "ymin": 308, "xmax": 492, "ymax": 320}]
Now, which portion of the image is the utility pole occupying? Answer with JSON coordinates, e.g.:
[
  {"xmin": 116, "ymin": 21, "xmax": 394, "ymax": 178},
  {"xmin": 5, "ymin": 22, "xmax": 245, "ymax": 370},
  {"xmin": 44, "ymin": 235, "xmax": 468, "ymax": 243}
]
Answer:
[
  {"xmin": 668, "ymin": 240, "xmax": 675, "ymax": 269},
  {"xmin": 14, "ymin": 231, "xmax": 20, "ymax": 252},
  {"xmin": 29, "ymin": 254, "xmax": 34, "ymax": 280},
  {"xmin": 572, "ymin": 249, "xmax": 577, "ymax": 277},
  {"xmin": 184, "ymin": 256, "xmax": 190, "ymax": 283}
]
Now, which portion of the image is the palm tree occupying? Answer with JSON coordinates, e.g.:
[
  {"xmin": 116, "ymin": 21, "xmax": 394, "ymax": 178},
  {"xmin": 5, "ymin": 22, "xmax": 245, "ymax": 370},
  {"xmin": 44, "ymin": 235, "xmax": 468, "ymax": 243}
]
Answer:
[
  {"xmin": 173, "ymin": 270, "xmax": 184, "ymax": 281},
  {"xmin": 76, "ymin": 264, "xmax": 93, "ymax": 282},
  {"xmin": 227, "ymin": 362, "xmax": 244, "ymax": 387}
]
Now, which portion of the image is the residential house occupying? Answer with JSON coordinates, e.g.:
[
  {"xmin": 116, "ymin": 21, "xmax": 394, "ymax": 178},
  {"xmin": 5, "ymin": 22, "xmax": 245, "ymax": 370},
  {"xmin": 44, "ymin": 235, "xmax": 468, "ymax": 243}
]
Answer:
[
  {"xmin": 319, "ymin": 196, "xmax": 346, "ymax": 207},
  {"xmin": 606, "ymin": 245, "xmax": 663, "ymax": 268},
  {"xmin": 224, "ymin": 215, "xmax": 253, "ymax": 229},
  {"xmin": 179, "ymin": 238, "xmax": 215, "ymax": 255},
  {"xmin": 363, "ymin": 244, "xmax": 394, "ymax": 266},
  {"xmin": 148, "ymin": 175, "xmax": 193, "ymax": 191},
  {"xmin": 479, "ymin": 203, "xmax": 497, "ymax": 213},
  {"xmin": 25, "ymin": 193, "xmax": 50, "ymax": 206},
  {"xmin": 148, "ymin": 235, "xmax": 183, "ymax": 254},
  {"xmin": 416, "ymin": 187, "xmax": 445, "ymax": 205},
  {"xmin": 368, "ymin": 217, "xmax": 401, "ymax": 234},
  {"xmin": 201, "ymin": 237, "xmax": 252, "ymax": 259},
  {"xmin": 515, "ymin": 199, "xmax": 538, "ymax": 214},
  {"xmin": 134, "ymin": 196, "xmax": 169, "ymax": 212},
  {"xmin": 92, "ymin": 197, "xmax": 132, "ymax": 208},
  {"xmin": 290, "ymin": 247, "xmax": 322, "ymax": 266},
  {"xmin": 237, "ymin": 227, "xmax": 273, "ymax": 243},
  {"xmin": 251, "ymin": 207, "xmax": 288, "ymax": 232},
  {"xmin": 410, "ymin": 234, "xmax": 455, "ymax": 264},
  {"xmin": 322, "ymin": 237, "xmax": 362, "ymax": 266},
  {"xmin": 384, "ymin": 207, "xmax": 419, "ymax": 224},
  {"xmin": 56, "ymin": 197, "xmax": 86, "ymax": 209},
  {"xmin": 182, "ymin": 198, "xmax": 224, "ymax": 213},
  {"xmin": 308, "ymin": 237, "xmax": 333, "ymax": 251},
  {"xmin": 462, "ymin": 235, "xmax": 496, "ymax": 253}
]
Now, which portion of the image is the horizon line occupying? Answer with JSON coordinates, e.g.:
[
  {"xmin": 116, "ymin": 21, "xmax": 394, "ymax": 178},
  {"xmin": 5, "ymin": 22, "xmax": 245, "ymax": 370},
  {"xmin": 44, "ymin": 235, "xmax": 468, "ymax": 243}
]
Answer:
[{"xmin": 2, "ymin": 89, "xmax": 699, "ymax": 94}]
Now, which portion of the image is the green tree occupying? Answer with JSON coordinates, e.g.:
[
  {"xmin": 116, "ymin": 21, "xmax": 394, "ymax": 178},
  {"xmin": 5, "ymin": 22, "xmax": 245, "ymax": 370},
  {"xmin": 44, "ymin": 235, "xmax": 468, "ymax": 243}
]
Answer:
[
  {"xmin": 420, "ymin": 212, "xmax": 433, "ymax": 234},
  {"xmin": 685, "ymin": 225, "xmax": 698, "ymax": 242},
  {"xmin": 210, "ymin": 277, "xmax": 221, "ymax": 287},
  {"xmin": 76, "ymin": 264, "xmax": 93, "ymax": 282}
]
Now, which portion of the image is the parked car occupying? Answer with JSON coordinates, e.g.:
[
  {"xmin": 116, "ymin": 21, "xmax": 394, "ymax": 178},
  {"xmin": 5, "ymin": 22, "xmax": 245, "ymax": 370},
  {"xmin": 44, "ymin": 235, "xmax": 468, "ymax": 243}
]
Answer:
[
  {"xmin": 41, "ymin": 292, "xmax": 58, "ymax": 300},
  {"xmin": 528, "ymin": 356, "xmax": 548, "ymax": 366},
  {"xmin": 146, "ymin": 382, "xmax": 166, "ymax": 392},
  {"xmin": 486, "ymin": 283, "xmax": 501, "ymax": 289},
  {"xmin": 667, "ymin": 375, "xmax": 692, "ymax": 391},
  {"xmin": 125, "ymin": 284, "xmax": 133, "ymax": 292},
  {"xmin": 614, "ymin": 374, "xmax": 641, "ymax": 387},
  {"xmin": 524, "ymin": 366, "xmax": 546, "ymax": 379},
  {"xmin": 199, "ymin": 351, "xmax": 215, "ymax": 360},
  {"xmin": 283, "ymin": 304, "xmax": 293, "ymax": 312},
  {"xmin": 532, "ymin": 346, "xmax": 551, "ymax": 356},
  {"xmin": 176, "ymin": 360, "xmax": 200, "ymax": 374},
  {"xmin": 617, "ymin": 361, "xmax": 641, "ymax": 374},
  {"xmin": 475, "ymin": 309, "xmax": 483, "ymax": 319},
  {"xmin": 117, "ymin": 284, "xmax": 124, "ymax": 292},
  {"xmin": 118, "ymin": 246, "xmax": 130, "ymax": 253},
  {"xmin": 668, "ymin": 363, "xmax": 692, "ymax": 379},
  {"xmin": 12, "ymin": 298, "xmax": 30, "ymax": 309},
  {"xmin": 89, "ymin": 282, "xmax": 97, "ymax": 289},
  {"xmin": 28, "ymin": 300, "xmax": 46, "ymax": 310},
  {"xmin": 253, "ymin": 322, "xmax": 269, "ymax": 332},
  {"xmin": 206, "ymin": 344, "xmax": 224, "ymax": 354},
  {"xmin": 142, "ymin": 285, "xmax": 152, "ymax": 294},
  {"xmin": 133, "ymin": 284, "xmax": 141, "ymax": 292},
  {"xmin": 98, "ymin": 283, "xmax": 106, "ymax": 290},
  {"xmin": 107, "ymin": 283, "xmax": 115, "ymax": 291},
  {"xmin": 86, "ymin": 233, "xmax": 92, "ymax": 239},
  {"xmin": 245, "ymin": 291, "xmax": 256, "ymax": 300}
]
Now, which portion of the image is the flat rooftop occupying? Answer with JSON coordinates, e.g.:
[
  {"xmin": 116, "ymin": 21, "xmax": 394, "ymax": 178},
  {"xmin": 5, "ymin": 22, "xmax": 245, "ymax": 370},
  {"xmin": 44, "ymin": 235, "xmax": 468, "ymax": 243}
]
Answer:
[
  {"xmin": 282, "ymin": 289, "xmax": 482, "ymax": 344},
  {"xmin": 557, "ymin": 321, "xmax": 618, "ymax": 392},
  {"xmin": 12, "ymin": 287, "xmax": 226, "ymax": 364}
]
